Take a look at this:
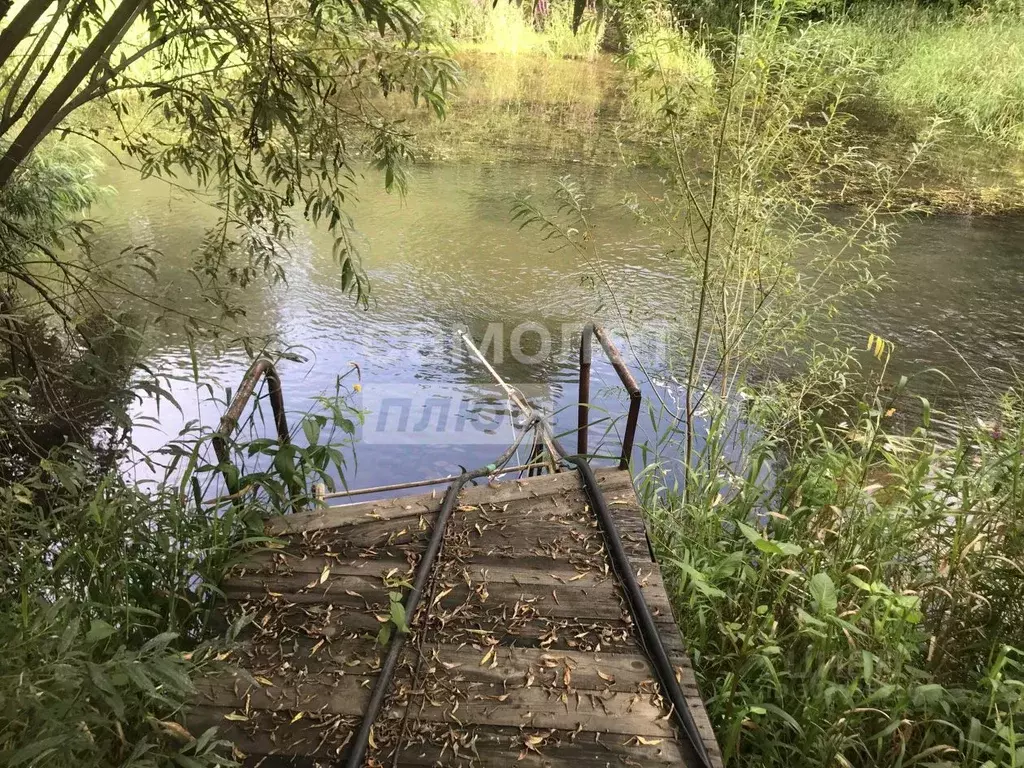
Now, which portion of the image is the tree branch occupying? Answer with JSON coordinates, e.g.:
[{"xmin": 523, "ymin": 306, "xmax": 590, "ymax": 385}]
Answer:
[
  {"xmin": 1, "ymin": 0, "xmax": 84, "ymax": 133},
  {"xmin": 0, "ymin": 0, "xmax": 54, "ymax": 70},
  {"xmin": 0, "ymin": 0, "xmax": 152, "ymax": 189}
]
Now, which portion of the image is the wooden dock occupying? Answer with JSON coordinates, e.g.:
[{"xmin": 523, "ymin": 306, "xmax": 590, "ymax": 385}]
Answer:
[{"xmin": 188, "ymin": 468, "xmax": 723, "ymax": 767}]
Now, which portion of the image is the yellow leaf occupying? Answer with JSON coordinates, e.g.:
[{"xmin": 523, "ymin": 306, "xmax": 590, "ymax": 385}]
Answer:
[
  {"xmin": 319, "ymin": 565, "xmax": 330, "ymax": 585},
  {"xmin": 223, "ymin": 713, "xmax": 248, "ymax": 722},
  {"xmin": 255, "ymin": 676, "xmax": 274, "ymax": 687},
  {"xmin": 480, "ymin": 647, "xmax": 495, "ymax": 667},
  {"xmin": 156, "ymin": 720, "xmax": 193, "ymax": 742},
  {"xmin": 290, "ymin": 712, "xmax": 305, "ymax": 724},
  {"xmin": 597, "ymin": 670, "xmax": 615, "ymax": 683},
  {"xmin": 637, "ymin": 736, "xmax": 662, "ymax": 746}
]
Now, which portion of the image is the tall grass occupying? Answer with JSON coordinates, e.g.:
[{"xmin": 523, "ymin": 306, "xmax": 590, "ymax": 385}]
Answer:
[
  {"xmin": 424, "ymin": 0, "xmax": 604, "ymax": 59},
  {"xmin": 639, "ymin": 364, "xmax": 1024, "ymax": 766},
  {"xmin": 803, "ymin": 4, "xmax": 1024, "ymax": 149},
  {"xmin": 0, "ymin": 442, "xmax": 248, "ymax": 767}
]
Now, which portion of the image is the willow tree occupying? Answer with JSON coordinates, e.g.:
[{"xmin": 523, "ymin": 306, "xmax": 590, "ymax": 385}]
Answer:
[
  {"xmin": 0, "ymin": 0, "xmax": 455, "ymax": 457},
  {"xmin": 1, "ymin": 0, "xmax": 455, "ymax": 293}
]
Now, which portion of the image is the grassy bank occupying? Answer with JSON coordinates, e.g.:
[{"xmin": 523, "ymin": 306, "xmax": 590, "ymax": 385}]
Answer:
[
  {"xmin": 410, "ymin": 0, "xmax": 1024, "ymax": 212},
  {"xmin": 640, "ymin": 376, "xmax": 1024, "ymax": 766},
  {"xmin": 805, "ymin": 4, "xmax": 1024, "ymax": 150},
  {"xmin": 805, "ymin": 3, "xmax": 1024, "ymax": 212}
]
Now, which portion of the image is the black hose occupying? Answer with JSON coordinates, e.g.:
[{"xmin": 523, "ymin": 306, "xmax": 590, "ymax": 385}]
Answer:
[
  {"xmin": 344, "ymin": 419, "xmax": 539, "ymax": 767},
  {"xmin": 561, "ymin": 453, "xmax": 715, "ymax": 768},
  {"xmin": 342, "ymin": 471, "xmax": 470, "ymax": 768}
]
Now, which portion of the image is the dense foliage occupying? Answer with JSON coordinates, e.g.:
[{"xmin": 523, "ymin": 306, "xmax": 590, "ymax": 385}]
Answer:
[
  {"xmin": 0, "ymin": 1, "xmax": 446, "ymax": 765},
  {"xmin": 2, "ymin": 0, "xmax": 1024, "ymax": 766},
  {"xmin": 0, "ymin": 0, "xmax": 456, "ymax": 459},
  {"xmin": 641, "ymin": 372, "xmax": 1024, "ymax": 767},
  {"xmin": 516, "ymin": 3, "xmax": 1024, "ymax": 765}
]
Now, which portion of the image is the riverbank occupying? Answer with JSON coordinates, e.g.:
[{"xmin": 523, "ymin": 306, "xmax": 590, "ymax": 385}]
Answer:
[{"xmin": 404, "ymin": 2, "xmax": 1024, "ymax": 216}]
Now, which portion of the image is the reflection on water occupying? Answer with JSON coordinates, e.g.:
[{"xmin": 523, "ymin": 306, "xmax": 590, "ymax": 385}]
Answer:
[
  {"xmin": 861, "ymin": 215, "xmax": 1024, "ymax": 430},
  {"xmin": 88, "ymin": 161, "xmax": 1024, "ymax": 491}
]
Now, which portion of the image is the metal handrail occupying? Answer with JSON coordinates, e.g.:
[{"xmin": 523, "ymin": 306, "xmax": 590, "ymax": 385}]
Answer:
[
  {"xmin": 212, "ymin": 358, "xmax": 290, "ymax": 495},
  {"xmin": 577, "ymin": 323, "xmax": 642, "ymax": 470}
]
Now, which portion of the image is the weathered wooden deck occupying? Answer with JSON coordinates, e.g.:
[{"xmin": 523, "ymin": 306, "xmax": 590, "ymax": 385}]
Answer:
[{"xmin": 188, "ymin": 469, "xmax": 723, "ymax": 767}]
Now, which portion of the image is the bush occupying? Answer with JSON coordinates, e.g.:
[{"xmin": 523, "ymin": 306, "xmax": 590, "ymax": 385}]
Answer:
[
  {"xmin": 641, "ymin": 376, "xmax": 1024, "ymax": 766},
  {"xmin": 0, "ymin": 368, "xmax": 361, "ymax": 767},
  {"xmin": 0, "ymin": 447, "xmax": 249, "ymax": 767}
]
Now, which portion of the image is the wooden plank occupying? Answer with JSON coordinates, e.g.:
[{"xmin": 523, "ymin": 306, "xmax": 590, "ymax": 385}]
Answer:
[
  {"xmin": 226, "ymin": 563, "xmax": 667, "ymax": 603},
  {"xmin": 228, "ymin": 598, "xmax": 386, "ymax": 640},
  {"xmin": 266, "ymin": 469, "xmax": 633, "ymax": 536},
  {"xmin": 193, "ymin": 668, "xmax": 674, "ymax": 738},
  {"xmin": 215, "ymin": 643, "xmax": 662, "ymax": 698},
  {"xmin": 186, "ymin": 705, "xmax": 357, "ymax": 760},
  {"xmin": 223, "ymin": 575, "xmax": 673, "ymax": 628},
  {"xmin": 414, "ymin": 643, "xmax": 661, "ymax": 695},
  {"xmin": 236, "ymin": 551, "xmax": 411, "ymax": 577},
  {"xmin": 188, "ymin": 708, "xmax": 686, "ymax": 767},
  {"xmin": 398, "ymin": 684, "xmax": 676, "ymax": 737},
  {"xmin": 193, "ymin": 670, "xmax": 374, "ymax": 715},
  {"xmin": 389, "ymin": 724, "xmax": 688, "ymax": 766}
]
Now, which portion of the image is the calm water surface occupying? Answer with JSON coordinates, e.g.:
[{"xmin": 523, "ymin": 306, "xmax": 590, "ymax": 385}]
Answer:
[{"xmin": 89, "ymin": 162, "xmax": 1024, "ymax": 492}]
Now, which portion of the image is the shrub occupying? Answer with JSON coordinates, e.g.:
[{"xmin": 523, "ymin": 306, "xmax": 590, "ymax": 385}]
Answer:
[{"xmin": 640, "ymin": 375, "xmax": 1024, "ymax": 766}]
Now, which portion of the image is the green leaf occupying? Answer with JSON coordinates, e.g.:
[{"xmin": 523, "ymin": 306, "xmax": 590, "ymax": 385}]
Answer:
[
  {"xmin": 776, "ymin": 541, "xmax": 803, "ymax": 556},
  {"xmin": 911, "ymin": 683, "xmax": 946, "ymax": 706},
  {"xmin": 808, "ymin": 573, "xmax": 838, "ymax": 615},
  {"xmin": 390, "ymin": 600, "xmax": 408, "ymax": 634},
  {"xmin": 8, "ymin": 735, "xmax": 68, "ymax": 766},
  {"xmin": 85, "ymin": 619, "xmax": 116, "ymax": 645},
  {"xmin": 737, "ymin": 521, "xmax": 763, "ymax": 545},
  {"xmin": 141, "ymin": 631, "xmax": 178, "ymax": 653},
  {"xmin": 738, "ymin": 522, "xmax": 801, "ymax": 557},
  {"xmin": 302, "ymin": 418, "xmax": 322, "ymax": 447},
  {"xmin": 862, "ymin": 650, "xmax": 875, "ymax": 684},
  {"xmin": 273, "ymin": 444, "xmax": 298, "ymax": 484}
]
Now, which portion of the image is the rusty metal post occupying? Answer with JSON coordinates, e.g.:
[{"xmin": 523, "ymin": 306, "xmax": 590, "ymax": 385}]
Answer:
[
  {"xmin": 591, "ymin": 325, "xmax": 642, "ymax": 471},
  {"xmin": 622, "ymin": 389, "xmax": 641, "ymax": 470},
  {"xmin": 213, "ymin": 358, "xmax": 291, "ymax": 495},
  {"xmin": 577, "ymin": 323, "xmax": 593, "ymax": 456}
]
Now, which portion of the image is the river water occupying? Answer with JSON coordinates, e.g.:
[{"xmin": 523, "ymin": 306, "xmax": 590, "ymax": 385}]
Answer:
[{"xmin": 89, "ymin": 161, "xmax": 1024, "ymax": 493}]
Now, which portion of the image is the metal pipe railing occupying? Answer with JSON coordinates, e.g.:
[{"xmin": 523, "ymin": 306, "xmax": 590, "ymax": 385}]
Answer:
[
  {"xmin": 213, "ymin": 358, "xmax": 290, "ymax": 495},
  {"xmin": 577, "ymin": 323, "xmax": 642, "ymax": 470}
]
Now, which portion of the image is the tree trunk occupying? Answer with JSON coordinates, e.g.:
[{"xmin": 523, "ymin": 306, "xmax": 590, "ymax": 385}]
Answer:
[
  {"xmin": 0, "ymin": 0, "xmax": 55, "ymax": 69},
  {"xmin": 0, "ymin": 0, "xmax": 151, "ymax": 190}
]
